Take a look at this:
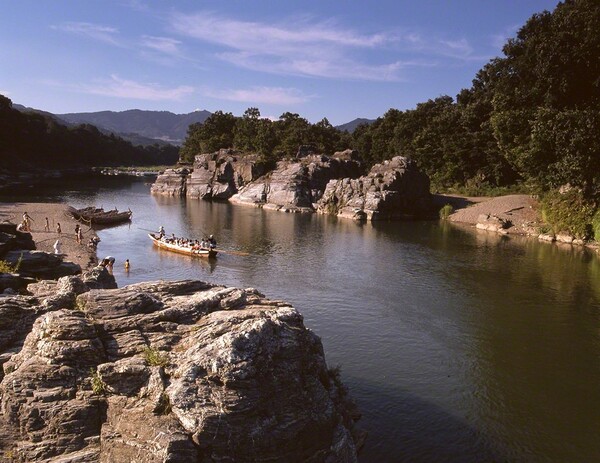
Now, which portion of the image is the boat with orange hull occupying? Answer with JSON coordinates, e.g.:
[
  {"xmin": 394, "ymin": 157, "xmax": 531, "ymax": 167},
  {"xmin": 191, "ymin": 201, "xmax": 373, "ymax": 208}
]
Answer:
[{"xmin": 148, "ymin": 233, "xmax": 217, "ymax": 259}]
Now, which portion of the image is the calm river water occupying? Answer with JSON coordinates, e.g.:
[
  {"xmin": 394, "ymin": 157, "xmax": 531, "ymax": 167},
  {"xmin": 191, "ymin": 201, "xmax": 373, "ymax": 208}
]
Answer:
[{"xmin": 9, "ymin": 176, "xmax": 600, "ymax": 462}]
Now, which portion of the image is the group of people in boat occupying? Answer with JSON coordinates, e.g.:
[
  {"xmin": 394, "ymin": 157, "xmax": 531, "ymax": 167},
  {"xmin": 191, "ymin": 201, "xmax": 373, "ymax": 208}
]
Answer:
[{"xmin": 158, "ymin": 226, "xmax": 217, "ymax": 250}]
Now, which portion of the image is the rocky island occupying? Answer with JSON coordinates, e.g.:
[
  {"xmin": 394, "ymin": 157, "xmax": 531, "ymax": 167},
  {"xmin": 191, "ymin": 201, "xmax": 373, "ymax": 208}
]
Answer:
[
  {"xmin": 152, "ymin": 148, "xmax": 432, "ymax": 219},
  {"xmin": 0, "ymin": 209, "xmax": 362, "ymax": 462}
]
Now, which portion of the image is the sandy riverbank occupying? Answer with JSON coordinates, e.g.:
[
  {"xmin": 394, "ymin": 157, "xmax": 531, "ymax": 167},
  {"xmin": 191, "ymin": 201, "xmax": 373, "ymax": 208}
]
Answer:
[
  {"xmin": 442, "ymin": 194, "xmax": 541, "ymax": 234},
  {"xmin": 0, "ymin": 202, "xmax": 98, "ymax": 269}
]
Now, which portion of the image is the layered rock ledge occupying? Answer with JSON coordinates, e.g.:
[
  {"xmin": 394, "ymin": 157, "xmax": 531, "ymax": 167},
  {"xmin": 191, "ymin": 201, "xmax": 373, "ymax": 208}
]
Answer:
[
  {"xmin": 230, "ymin": 151, "xmax": 363, "ymax": 213},
  {"xmin": 316, "ymin": 156, "xmax": 432, "ymax": 220},
  {"xmin": 0, "ymin": 276, "xmax": 361, "ymax": 462}
]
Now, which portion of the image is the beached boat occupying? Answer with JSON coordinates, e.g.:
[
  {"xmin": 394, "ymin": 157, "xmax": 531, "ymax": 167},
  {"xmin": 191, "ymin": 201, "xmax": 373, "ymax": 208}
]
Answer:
[
  {"xmin": 68, "ymin": 206, "xmax": 132, "ymax": 225},
  {"xmin": 148, "ymin": 233, "xmax": 218, "ymax": 259}
]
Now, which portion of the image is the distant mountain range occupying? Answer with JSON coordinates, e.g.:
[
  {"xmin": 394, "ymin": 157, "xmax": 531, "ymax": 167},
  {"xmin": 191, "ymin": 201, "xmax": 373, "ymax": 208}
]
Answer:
[
  {"xmin": 335, "ymin": 118, "xmax": 375, "ymax": 132},
  {"xmin": 13, "ymin": 103, "xmax": 373, "ymax": 147},
  {"xmin": 12, "ymin": 105, "xmax": 211, "ymax": 146},
  {"xmin": 57, "ymin": 109, "xmax": 212, "ymax": 145}
]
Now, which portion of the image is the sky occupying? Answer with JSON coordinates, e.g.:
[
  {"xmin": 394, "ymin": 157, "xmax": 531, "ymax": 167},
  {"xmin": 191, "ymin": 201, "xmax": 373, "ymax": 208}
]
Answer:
[{"xmin": 1, "ymin": 0, "xmax": 560, "ymax": 125}]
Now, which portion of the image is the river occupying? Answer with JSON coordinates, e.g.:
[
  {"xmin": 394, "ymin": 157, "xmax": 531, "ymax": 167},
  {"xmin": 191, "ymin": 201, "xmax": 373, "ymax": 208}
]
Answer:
[{"xmin": 8, "ymin": 175, "xmax": 600, "ymax": 462}]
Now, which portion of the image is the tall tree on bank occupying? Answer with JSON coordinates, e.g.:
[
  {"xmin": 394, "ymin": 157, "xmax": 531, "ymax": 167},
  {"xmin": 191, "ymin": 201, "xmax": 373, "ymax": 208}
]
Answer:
[{"xmin": 489, "ymin": 0, "xmax": 600, "ymax": 194}]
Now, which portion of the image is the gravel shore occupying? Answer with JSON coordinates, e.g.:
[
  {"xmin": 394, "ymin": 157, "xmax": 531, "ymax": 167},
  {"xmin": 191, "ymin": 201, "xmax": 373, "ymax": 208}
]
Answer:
[
  {"xmin": 0, "ymin": 202, "xmax": 98, "ymax": 269},
  {"xmin": 433, "ymin": 194, "xmax": 542, "ymax": 235}
]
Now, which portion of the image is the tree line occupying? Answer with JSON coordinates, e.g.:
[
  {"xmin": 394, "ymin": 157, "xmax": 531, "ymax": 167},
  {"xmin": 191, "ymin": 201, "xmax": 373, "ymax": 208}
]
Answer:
[
  {"xmin": 182, "ymin": 0, "xmax": 599, "ymax": 199},
  {"xmin": 0, "ymin": 95, "xmax": 179, "ymax": 170},
  {"xmin": 179, "ymin": 108, "xmax": 352, "ymax": 166}
]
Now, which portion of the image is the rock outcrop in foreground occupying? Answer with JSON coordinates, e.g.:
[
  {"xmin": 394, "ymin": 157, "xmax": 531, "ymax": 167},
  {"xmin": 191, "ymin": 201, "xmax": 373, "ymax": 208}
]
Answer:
[
  {"xmin": 316, "ymin": 156, "xmax": 432, "ymax": 220},
  {"xmin": 0, "ymin": 277, "xmax": 360, "ymax": 462}
]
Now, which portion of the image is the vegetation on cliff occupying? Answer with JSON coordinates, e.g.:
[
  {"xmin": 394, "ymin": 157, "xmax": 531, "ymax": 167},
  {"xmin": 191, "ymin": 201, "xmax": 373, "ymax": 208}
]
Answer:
[
  {"xmin": 179, "ymin": 108, "xmax": 351, "ymax": 165},
  {"xmin": 0, "ymin": 95, "xmax": 179, "ymax": 170}
]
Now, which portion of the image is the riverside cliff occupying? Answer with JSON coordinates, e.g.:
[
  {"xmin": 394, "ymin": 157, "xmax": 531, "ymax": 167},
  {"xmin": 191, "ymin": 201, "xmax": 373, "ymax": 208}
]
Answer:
[
  {"xmin": 152, "ymin": 149, "xmax": 431, "ymax": 219},
  {"xmin": 0, "ymin": 224, "xmax": 361, "ymax": 462}
]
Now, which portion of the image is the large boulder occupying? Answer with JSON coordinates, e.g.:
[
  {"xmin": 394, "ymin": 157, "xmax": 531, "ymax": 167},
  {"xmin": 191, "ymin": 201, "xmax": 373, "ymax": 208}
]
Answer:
[
  {"xmin": 0, "ymin": 280, "xmax": 360, "ymax": 462},
  {"xmin": 187, "ymin": 149, "xmax": 267, "ymax": 200},
  {"xmin": 230, "ymin": 153, "xmax": 363, "ymax": 212},
  {"xmin": 4, "ymin": 250, "xmax": 81, "ymax": 280},
  {"xmin": 150, "ymin": 168, "xmax": 190, "ymax": 196},
  {"xmin": 316, "ymin": 156, "xmax": 431, "ymax": 220},
  {"xmin": 0, "ymin": 221, "xmax": 35, "ymax": 258}
]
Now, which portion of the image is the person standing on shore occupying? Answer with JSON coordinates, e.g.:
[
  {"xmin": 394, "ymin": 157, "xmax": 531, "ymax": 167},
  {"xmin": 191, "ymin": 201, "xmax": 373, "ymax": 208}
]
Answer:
[
  {"xmin": 75, "ymin": 224, "xmax": 83, "ymax": 244},
  {"xmin": 56, "ymin": 222, "xmax": 61, "ymax": 234},
  {"xmin": 53, "ymin": 239, "xmax": 61, "ymax": 254},
  {"xmin": 44, "ymin": 217, "xmax": 50, "ymax": 232},
  {"xmin": 22, "ymin": 212, "xmax": 33, "ymax": 232}
]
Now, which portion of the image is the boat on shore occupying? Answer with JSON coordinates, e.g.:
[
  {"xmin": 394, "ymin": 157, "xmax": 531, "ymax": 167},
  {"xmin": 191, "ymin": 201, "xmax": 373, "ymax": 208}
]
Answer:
[
  {"xmin": 68, "ymin": 206, "xmax": 132, "ymax": 225},
  {"xmin": 148, "ymin": 233, "xmax": 218, "ymax": 259}
]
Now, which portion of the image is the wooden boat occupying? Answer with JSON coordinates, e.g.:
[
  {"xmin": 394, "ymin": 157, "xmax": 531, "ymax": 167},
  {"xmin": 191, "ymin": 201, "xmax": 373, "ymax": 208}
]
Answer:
[
  {"xmin": 148, "ymin": 233, "xmax": 218, "ymax": 259},
  {"xmin": 68, "ymin": 206, "xmax": 132, "ymax": 225}
]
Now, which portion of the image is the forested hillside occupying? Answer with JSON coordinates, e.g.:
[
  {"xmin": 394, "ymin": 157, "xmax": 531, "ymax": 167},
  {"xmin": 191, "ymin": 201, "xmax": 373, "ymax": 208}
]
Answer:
[
  {"xmin": 353, "ymin": 0, "xmax": 600, "ymax": 196},
  {"xmin": 0, "ymin": 95, "xmax": 179, "ymax": 169},
  {"xmin": 58, "ymin": 109, "xmax": 211, "ymax": 145}
]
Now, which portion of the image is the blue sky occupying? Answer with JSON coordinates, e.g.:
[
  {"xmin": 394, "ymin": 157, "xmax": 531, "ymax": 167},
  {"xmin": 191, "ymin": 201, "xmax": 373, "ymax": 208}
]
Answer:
[{"xmin": 1, "ymin": 0, "xmax": 559, "ymax": 125}]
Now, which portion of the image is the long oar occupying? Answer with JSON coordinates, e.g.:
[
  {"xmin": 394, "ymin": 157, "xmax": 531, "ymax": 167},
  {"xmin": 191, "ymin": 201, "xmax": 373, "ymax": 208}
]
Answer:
[
  {"xmin": 138, "ymin": 227, "xmax": 160, "ymax": 234},
  {"xmin": 217, "ymin": 249, "xmax": 252, "ymax": 257}
]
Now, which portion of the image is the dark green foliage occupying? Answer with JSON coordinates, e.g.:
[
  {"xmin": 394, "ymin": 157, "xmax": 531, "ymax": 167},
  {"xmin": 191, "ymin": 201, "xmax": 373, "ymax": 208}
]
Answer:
[
  {"xmin": 180, "ymin": 108, "xmax": 350, "ymax": 164},
  {"xmin": 179, "ymin": 110, "xmax": 237, "ymax": 163},
  {"xmin": 143, "ymin": 347, "xmax": 169, "ymax": 367},
  {"xmin": 349, "ymin": 0, "xmax": 600, "ymax": 199},
  {"xmin": 592, "ymin": 210, "xmax": 600, "ymax": 241},
  {"xmin": 541, "ymin": 189, "xmax": 596, "ymax": 239},
  {"xmin": 0, "ymin": 95, "xmax": 179, "ymax": 170},
  {"xmin": 439, "ymin": 204, "xmax": 454, "ymax": 220},
  {"xmin": 489, "ymin": 0, "xmax": 600, "ymax": 192}
]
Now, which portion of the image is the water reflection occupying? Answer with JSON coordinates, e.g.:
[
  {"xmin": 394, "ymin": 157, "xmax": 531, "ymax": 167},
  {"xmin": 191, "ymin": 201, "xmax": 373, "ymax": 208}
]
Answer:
[{"xmin": 5, "ymin": 176, "xmax": 600, "ymax": 462}]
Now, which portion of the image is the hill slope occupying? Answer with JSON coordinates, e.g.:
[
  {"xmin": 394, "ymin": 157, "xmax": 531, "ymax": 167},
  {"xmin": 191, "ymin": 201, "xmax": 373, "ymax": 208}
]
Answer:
[
  {"xmin": 336, "ymin": 118, "xmax": 375, "ymax": 133},
  {"xmin": 58, "ymin": 109, "xmax": 211, "ymax": 145}
]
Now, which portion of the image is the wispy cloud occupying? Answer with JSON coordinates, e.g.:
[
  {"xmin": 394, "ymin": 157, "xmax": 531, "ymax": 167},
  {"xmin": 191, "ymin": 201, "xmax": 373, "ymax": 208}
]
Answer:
[
  {"xmin": 203, "ymin": 86, "xmax": 311, "ymax": 105},
  {"xmin": 52, "ymin": 22, "xmax": 122, "ymax": 46},
  {"xmin": 79, "ymin": 75, "xmax": 194, "ymax": 101},
  {"xmin": 141, "ymin": 35, "xmax": 183, "ymax": 57},
  {"xmin": 170, "ymin": 11, "xmax": 409, "ymax": 81},
  {"xmin": 169, "ymin": 11, "xmax": 480, "ymax": 81}
]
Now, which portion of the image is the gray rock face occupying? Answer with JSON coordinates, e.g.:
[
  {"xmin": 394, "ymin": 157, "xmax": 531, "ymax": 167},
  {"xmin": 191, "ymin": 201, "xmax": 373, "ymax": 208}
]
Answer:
[
  {"xmin": 475, "ymin": 214, "xmax": 511, "ymax": 234},
  {"xmin": 187, "ymin": 149, "xmax": 267, "ymax": 200},
  {"xmin": 230, "ymin": 153, "xmax": 363, "ymax": 213},
  {"xmin": 0, "ymin": 279, "xmax": 360, "ymax": 462},
  {"xmin": 5, "ymin": 250, "xmax": 81, "ymax": 280},
  {"xmin": 316, "ymin": 156, "xmax": 431, "ymax": 220},
  {"xmin": 150, "ymin": 168, "xmax": 190, "ymax": 196},
  {"xmin": 0, "ymin": 222, "xmax": 35, "ymax": 258}
]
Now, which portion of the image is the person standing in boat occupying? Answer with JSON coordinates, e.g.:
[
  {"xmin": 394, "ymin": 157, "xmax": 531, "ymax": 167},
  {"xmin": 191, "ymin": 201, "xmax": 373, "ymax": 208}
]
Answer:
[
  {"xmin": 159, "ymin": 225, "xmax": 165, "ymax": 238},
  {"xmin": 208, "ymin": 235, "xmax": 217, "ymax": 249}
]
